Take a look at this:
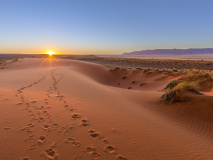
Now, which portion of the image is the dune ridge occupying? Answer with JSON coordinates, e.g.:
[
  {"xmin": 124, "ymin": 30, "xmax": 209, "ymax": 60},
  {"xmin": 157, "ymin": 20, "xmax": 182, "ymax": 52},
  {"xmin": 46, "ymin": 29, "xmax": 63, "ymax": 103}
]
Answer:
[{"xmin": 0, "ymin": 58, "xmax": 213, "ymax": 160}]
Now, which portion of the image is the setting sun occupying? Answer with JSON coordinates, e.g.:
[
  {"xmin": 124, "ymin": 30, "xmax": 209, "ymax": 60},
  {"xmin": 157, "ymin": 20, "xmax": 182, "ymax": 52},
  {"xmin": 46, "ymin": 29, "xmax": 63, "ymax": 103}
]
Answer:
[{"xmin": 46, "ymin": 51, "xmax": 56, "ymax": 56}]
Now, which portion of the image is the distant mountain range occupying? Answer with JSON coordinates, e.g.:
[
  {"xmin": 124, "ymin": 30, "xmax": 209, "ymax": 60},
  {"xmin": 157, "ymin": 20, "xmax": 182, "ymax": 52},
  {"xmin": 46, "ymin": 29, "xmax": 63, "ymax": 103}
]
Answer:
[{"xmin": 122, "ymin": 48, "xmax": 213, "ymax": 56}]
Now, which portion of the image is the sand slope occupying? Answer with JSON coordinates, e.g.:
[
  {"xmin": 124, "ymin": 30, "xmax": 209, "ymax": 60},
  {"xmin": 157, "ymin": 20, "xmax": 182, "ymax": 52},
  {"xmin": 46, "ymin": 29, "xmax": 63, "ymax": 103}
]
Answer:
[{"xmin": 1, "ymin": 58, "xmax": 213, "ymax": 160}]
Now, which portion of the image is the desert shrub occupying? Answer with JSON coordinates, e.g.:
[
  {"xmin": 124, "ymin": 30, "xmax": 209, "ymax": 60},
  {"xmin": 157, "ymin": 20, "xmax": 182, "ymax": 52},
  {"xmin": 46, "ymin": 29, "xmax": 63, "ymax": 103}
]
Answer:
[
  {"xmin": 175, "ymin": 82, "xmax": 200, "ymax": 94},
  {"xmin": 181, "ymin": 70, "xmax": 213, "ymax": 82},
  {"xmin": 172, "ymin": 68, "xmax": 178, "ymax": 72},
  {"xmin": 164, "ymin": 79, "xmax": 180, "ymax": 89},
  {"xmin": 161, "ymin": 81, "xmax": 200, "ymax": 103}
]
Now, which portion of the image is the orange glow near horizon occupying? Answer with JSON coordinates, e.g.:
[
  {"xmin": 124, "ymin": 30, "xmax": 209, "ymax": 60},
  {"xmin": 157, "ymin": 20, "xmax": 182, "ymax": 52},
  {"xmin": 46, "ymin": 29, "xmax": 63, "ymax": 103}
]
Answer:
[{"xmin": 45, "ymin": 51, "xmax": 57, "ymax": 56}]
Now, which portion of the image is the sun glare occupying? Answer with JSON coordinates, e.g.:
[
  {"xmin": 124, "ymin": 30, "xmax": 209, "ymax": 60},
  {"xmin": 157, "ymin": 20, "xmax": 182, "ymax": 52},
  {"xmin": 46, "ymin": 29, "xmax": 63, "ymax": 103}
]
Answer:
[{"xmin": 46, "ymin": 51, "xmax": 55, "ymax": 56}]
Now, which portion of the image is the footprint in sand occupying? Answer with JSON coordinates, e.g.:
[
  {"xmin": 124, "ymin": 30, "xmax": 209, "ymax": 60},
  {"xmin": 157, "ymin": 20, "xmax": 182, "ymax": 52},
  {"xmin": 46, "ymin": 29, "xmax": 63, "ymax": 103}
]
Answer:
[
  {"xmin": 103, "ymin": 139, "xmax": 109, "ymax": 144},
  {"xmin": 38, "ymin": 136, "xmax": 46, "ymax": 143},
  {"xmin": 22, "ymin": 157, "xmax": 30, "ymax": 160},
  {"xmin": 43, "ymin": 124, "xmax": 50, "ymax": 130},
  {"xmin": 25, "ymin": 135, "xmax": 35, "ymax": 142},
  {"xmin": 81, "ymin": 119, "xmax": 89, "ymax": 127},
  {"xmin": 28, "ymin": 144, "xmax": 36, "ymax": 151},
  {"xmin": 64, "ymin": 137, "xmax": 80, "ymax": 146},
  {"xmin": 64, "ymin": 137, "xmax": 74, "ymax": 143},
  {"xmin": 139, "ymin": 83, "xmax": 146, "ymax": 86},
  {"xmin": 104, "ymin": 145, "xmax": 117, "ymax": 154},
  {"xmin": 72, "ymin": 141, "xmax": 80, "ymax": 147},
  {"xmin": 16, "ymin": 102, "xmax": 23, "ymax": 105},
  {"xmin": 132, "ymin": 81, "xmax": 136, "ymax": 84},
  {"xmin": 116, "ymin": 155, "xmax": 128, "ymax": 160},
  {"xmin": 88, "ymin": 130, "xmax": 100, "ymax": 138},
  {"xmin": 72, "ymin": 113, "xmax": 81, "ymax": 119},
  {"xmin": 85, "ymin": 146, "xmax": 100, "ymax": 159},
  {"xmin": 31, "ymin": 101, "xmax": 37, "ymax": 104},
  {"xmin": 44, "ymin": 148, "xmax": 57, "ymax": 159},
  {"xmin": 20, "ymin": 123, "xmax": 35, "ymax": 132}
]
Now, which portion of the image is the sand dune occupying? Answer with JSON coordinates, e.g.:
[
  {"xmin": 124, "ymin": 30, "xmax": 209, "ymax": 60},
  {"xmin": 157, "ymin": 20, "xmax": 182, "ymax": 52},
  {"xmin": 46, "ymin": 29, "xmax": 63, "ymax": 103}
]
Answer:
[{"xmin": 1, "ymin": 58, "xmax": 213, "ymax": 160}]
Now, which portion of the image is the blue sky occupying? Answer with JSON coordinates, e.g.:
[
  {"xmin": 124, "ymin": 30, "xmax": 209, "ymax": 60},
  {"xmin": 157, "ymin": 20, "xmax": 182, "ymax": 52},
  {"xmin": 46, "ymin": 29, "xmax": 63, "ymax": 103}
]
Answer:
[{"xmin": 0, "ymin": 0, "xmax": 213, "ymax": 54}]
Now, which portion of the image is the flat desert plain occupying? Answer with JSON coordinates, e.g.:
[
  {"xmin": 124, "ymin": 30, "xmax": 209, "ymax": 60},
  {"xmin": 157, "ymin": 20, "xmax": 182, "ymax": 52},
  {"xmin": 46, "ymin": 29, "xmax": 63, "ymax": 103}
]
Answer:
[{"xmin": 1, "ymin": 58, "xmax": 213, "ymax": 160}]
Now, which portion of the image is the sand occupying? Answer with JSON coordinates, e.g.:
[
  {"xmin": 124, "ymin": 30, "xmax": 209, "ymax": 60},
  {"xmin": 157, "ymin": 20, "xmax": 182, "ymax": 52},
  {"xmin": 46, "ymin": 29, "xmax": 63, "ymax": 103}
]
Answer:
[{"xmin": 0, "ymin": 58, "xmax": 213, "ymax": 160}]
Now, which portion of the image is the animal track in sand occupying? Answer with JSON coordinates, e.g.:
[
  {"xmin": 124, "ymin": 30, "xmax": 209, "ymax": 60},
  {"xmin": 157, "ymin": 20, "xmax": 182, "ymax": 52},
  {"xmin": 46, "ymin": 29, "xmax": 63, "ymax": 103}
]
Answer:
[
  {"xmin": 81, "ymin": 119, "xmax": 89, "ymax": 127},
  {"xmin": 72, "ymin": 141, "xmax": 80, "ymax": 146},
  {"xmin": 43, "ymin": 124, "xmax": 50, "ymax": 130},
  {"xmin": 20, "ymin": 123, "xmax": 35, "ymax": 132},
  {"xmin": 72, "ymin": 113, "xmax": 81, "ymax": 119},
  {"xmin": 88, "ymin": 130, "xmax": 99, "ymax": 138},
  {"xmin": 28, "ymin": 145, "xmax": 36, "ymax": 151},
  {"xmin": 38, "ymin": 136, "xmax": 46, "ymax": 143},
  {"xmin": 22, "ymin": 157, "xmax": 30, "ymax": 160},
  {"xmin": 64, "ymin": 104, "xmax": 69, "ymax": 108},
  {"xmin": 117, "ymin": 155, "xmax": 128, "ymax": 160},
  {"xmin": 64, "ymin": 137, "xmax": 80, "ymax": 146},
  {"xmin": 25, "ymin": 135, "xmax": 35, "ymax": 142},
  {"xmin": 139, "ymin": 82, "xmax": 146, "ymax": 86},
  {"xmin": 30, "ymin": 101, "xmax": 37, "ymax": 104},
  {"xmin": 85, "ymin": 146, "xmax": 100, "ymax": 159},
  {"xmin": 104, "ymin": 145, "xmax": 117, "ymax": 154},
  {"xmin": 44, "ymin": 148, "xmax": 57, "ymax": 159},
  {"xmin": 38, "ymin": 117, "xmax": 45, "ymax": 121},
  {"xmin": 103, "ymin": 139, "xmax": 109, "ymax": 144},
  {"xmin": 64, "ymin": 137, "xmax": 74, "ymax": 143}
]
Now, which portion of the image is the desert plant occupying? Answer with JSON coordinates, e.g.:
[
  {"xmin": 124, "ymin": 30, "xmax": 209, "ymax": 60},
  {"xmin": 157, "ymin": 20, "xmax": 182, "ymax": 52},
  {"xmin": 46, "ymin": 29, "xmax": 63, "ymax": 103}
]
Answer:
[
  {"xmin": 164, "ymin": 79, "xmax": 180, "ymax": 89},
  {"xmin": 181, "ymin": 70, "xmax": 213, "ymax": 82},
  {"xmin": 161, "ymin": 81, "xmax": 200, "ymax": 103}
]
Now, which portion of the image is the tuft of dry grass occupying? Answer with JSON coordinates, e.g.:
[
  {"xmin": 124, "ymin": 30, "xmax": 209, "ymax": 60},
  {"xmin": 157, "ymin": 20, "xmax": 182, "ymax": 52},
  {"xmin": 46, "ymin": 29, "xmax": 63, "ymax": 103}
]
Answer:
[
  {"xmin": 160, "ymin": 69, "xmax": 213, "ymax": 103},
  {"xmin": 161, "ymin": 81, "xmax": 201, "ymax": 103},
  {"xmin": 164, "ymin": 79, "xmax": 180, "ymax": 89}
]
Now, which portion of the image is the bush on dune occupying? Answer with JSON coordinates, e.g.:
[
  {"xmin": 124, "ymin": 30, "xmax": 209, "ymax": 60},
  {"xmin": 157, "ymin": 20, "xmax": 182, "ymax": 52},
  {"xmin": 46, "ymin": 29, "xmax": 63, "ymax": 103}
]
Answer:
[
  {"xmin": 164, "ymin": 79, "xmax": 180, "ymax": 89},
  {"xmin": 161, "ymin": 81, "xmax": 201, "ymax": 103},
  {"xmin": 160, "ymin": 69, "xmax": 213, "ymax": 103},
  {"xmin": 181, "ymin": 69, "xmax": 213, "ymax": 82}
]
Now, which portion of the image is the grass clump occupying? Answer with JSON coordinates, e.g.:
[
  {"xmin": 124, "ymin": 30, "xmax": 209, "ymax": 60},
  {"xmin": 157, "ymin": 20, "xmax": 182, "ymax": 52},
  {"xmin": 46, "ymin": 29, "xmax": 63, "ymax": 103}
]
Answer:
[
  {"xmin": 161, "ymin": 81, "xmax": 200, "ymax": 103},
  {"xmin": 181, "ymin": 69, "xmax": 213, "ymax": 82},
  {"xmin": 164, "ymin": 79, "xmax": 180, "ymax": 89}
]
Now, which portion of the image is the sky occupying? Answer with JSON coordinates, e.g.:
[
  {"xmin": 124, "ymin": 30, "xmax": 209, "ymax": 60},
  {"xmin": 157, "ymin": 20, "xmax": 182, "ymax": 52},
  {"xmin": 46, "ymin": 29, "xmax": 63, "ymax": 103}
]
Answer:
[{"xmin": 0, "ymin": 0, "xmax": 213, "ymax": 55}]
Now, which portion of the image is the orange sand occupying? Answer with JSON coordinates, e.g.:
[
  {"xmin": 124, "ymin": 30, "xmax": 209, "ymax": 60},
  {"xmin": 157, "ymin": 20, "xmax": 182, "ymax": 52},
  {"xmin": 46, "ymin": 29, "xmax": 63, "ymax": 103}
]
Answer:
[{"xmin": 0, "ymin": 58, "xmax": 213, "ymax": 160}]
